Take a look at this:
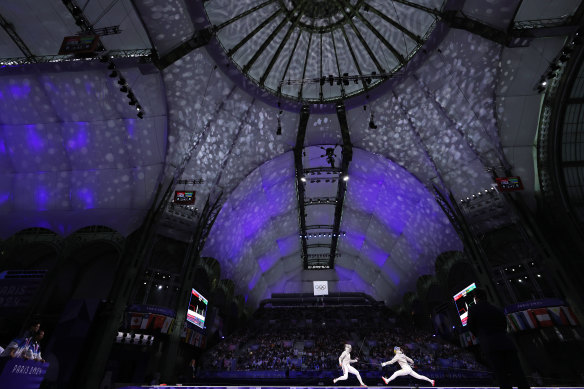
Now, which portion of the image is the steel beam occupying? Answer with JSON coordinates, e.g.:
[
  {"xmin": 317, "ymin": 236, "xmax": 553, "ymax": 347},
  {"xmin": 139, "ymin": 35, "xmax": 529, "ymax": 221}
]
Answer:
[{"xmin": 295, "ymin": 105, "xmax": 311, "ymax": 268}]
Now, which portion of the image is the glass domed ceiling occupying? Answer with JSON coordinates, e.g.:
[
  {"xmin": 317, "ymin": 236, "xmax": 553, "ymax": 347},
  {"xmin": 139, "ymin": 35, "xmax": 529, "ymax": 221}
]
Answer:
[{"xmin": 205, "ymin": 0, "xmax": 444, "ymax": 103}]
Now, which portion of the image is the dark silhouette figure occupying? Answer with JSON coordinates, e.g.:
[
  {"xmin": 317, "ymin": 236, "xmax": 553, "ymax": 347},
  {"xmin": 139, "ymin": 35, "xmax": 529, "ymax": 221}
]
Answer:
[{"xmin": 467, "ymin": 288, "xmax": 530, "ymax": 389}]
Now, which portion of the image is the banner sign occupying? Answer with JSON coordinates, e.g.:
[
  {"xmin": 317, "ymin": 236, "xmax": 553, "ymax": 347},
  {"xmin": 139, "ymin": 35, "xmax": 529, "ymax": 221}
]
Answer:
[
  {"xmin": 0, "ymin": 278, "xmax": 43, "ymax": 312},
  {"xmin": 313, "ymin": 281, "xmax": 328, "ymax": 296},
  {"xmin": 0, "ymin": 359, "xmax": 48, "ymax": 389},
  {"xmin": 504, "ymin": 298, "xmax": 566, "ymax": 314},
  {"xmin": 127, "ymin": 304, "xmax": 175, "ymax": 317}
]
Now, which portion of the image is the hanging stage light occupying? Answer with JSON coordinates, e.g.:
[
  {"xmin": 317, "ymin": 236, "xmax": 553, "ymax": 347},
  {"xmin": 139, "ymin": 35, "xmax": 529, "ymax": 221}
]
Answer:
[
  {"xmin": 109, "ymin": 70, "xmax": 117, "ymax": 78},
  {"xmin": 369, "ymin": 112, "xmax": 377, "ymax": 129}
]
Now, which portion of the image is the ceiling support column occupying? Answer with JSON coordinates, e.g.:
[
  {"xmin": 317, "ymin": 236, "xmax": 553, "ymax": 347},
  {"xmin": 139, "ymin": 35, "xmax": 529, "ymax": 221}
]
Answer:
[
  {"xmin": 295, "ymin": 105, "xmax": 310, "ymax": 268},
  {"xmin": 329, "ymin": 102, "xmax": 353, "ymax": 268}
]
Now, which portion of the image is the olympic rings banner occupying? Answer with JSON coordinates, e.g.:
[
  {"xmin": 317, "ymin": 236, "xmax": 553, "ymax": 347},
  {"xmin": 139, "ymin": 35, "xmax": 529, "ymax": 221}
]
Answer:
[{"xmin": 313, "ymin": 281, "xmax": 329, "ymax": 296}]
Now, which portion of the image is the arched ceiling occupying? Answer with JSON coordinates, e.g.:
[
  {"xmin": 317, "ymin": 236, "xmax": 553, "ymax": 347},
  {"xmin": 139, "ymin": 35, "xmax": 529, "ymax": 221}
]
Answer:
[
  {"xmin": 0, "ymin": 0, "xmax": 583, "ymax": 306},
  {"xmin": 201, "ymin": 148, "xmax": 461, "ymax": 306}
]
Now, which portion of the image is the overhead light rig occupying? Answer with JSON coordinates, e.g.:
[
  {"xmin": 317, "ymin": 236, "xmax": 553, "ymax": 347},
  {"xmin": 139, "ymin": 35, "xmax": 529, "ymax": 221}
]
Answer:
[
  {"xmin": 176, "ymin": 179, "xmax": 205, "ymax": 185},
  {"xmin": 100, "ymin": 52, "xmax": 145, "ymax": 119},
  {"xmin": 536, "ymin": 29, "xmax": 582, "ymax": 93},
  {"xmin": 304, "ymin": 197, "xmax": 338, "ymax": 206},
  {"xmin": 0, "ymin": 49, "xmax": 153, "ymax": 66},
  {"xmin": 280, "ymin": 71, "xmax": 402, "ymax": 86},
  {"xmin": 77, "ymin": 25, "xmax": 122, "ymax": 37}
]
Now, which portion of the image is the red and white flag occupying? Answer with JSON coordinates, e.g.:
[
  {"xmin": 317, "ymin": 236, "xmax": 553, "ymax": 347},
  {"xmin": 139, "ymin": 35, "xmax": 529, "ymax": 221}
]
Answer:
[
  {"xmin": 531, "ymin": 308, "xmax": 553, "ymax": 327},
  {"xmin": 130, "ymin": 314, "xmax": 143, "ymax": 329}
]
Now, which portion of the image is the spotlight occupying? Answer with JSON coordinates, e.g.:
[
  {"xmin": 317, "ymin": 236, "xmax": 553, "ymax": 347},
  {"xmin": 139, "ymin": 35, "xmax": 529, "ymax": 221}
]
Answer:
[
  {"xmin": 136, "ymin": 105, "xmax": 142, "ymax": 112},
  {"xmin": 108, "ymin": 63, "xmax": 116, "ymax": 70},
  {"xmin": 109, "ymin": 71, "xmax": 117, "ymax": 78},
  {"xmin": 99, "ymin": 56, "xmax": 109, "ymax": 63},
  {"xmin": 137, "ymin": 111, "xmax": 144, "ymax": 119},
  {"xmin": 342, "ymin": 73, "xmax": 349, "ymax": 86},
  {"xmin": 276, "ymin": 122, "xmax": 282, "ymax": 135},
  {"xmin": 120, "ymin": 86, "xmax": 128, "ymax": 93},
  {"xmin": 343, "ymin": 175, "xmax": 349, "ymax": 181},
  {"xmin": 328, "ymin": 75, "xmax": 334, "ymax": 86},
  {"xmin": 117, "ymin": 78, "xmax": 126, "ymax": 85},
  {"xmin": 129, "ymin": 99, "xmax": 137, "ymax": 106},
  {"xmin": 300, "ymin": 177, "xmax": 306, "ymax": 182}
]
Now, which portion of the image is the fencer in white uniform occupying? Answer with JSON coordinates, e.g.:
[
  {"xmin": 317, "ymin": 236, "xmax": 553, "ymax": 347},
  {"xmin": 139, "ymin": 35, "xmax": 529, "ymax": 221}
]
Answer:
[
  {"xmin": 381, "ymin": 347, "xmax": 435, "ymax": 386},
  {"xmin": 333, "ymin": 344, "xmax": 366, "ymax": 386}
]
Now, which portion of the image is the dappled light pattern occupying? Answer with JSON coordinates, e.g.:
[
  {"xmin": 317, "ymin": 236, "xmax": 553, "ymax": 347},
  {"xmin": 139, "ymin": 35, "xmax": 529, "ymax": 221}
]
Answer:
[
  {"xmin": 202, "ymin": 152, "xmax": 300, "ymax": 307},
  {"xmin": 163, "ymin": 50, "xmax": 296, "ymax": 209},
  {"xmin": 133, "ymin": 0, "xmax": 195, "ymax": 55},
  {"xmin": 203, "ymin": 149, "xmax": 461, "ymax": 307},
  {"xmin": 0, "ymin": 67, "xmax": 166, "ymax": 237},
  {"xmin": 349, "ymin": 30, "xmax": 503, "ymax": 198},
  {"xmin": 338, "ymin": 149, "xmax": 461, "ymax": 305}
]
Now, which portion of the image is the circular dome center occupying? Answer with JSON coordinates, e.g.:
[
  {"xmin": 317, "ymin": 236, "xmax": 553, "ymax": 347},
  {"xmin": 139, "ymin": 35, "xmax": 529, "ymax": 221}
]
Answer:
[
  {"xmin": 205, "ymin": 0, "xmax": 445, "ymax": 103},
  {"xmin": 289, "ymin": 0, "xmax": 342, "ymax": 19}
]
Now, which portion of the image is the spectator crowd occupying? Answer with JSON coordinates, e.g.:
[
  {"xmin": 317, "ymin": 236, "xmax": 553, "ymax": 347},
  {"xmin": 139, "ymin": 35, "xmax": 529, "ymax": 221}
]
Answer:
[{"xmin": 201, "ymin": 305, "xmax": 484, "ymax": 373}]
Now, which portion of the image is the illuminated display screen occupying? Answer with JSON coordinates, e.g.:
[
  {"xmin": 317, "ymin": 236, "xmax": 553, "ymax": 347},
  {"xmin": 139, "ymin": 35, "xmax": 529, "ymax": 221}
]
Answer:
[
  {"xmin": 174, "ymin": 191, "xmax": 195, "ymax": 205},
  {"xmin": 495, "ymin": 176, "xmax": 523, "ymax": 191},
  {"xmin": 453, "ymin": 282, "xmax": 477, "ymax": 326},
  {"xmin": 187, "ymin": 288, "xmax": 208, "ymax": 329}
]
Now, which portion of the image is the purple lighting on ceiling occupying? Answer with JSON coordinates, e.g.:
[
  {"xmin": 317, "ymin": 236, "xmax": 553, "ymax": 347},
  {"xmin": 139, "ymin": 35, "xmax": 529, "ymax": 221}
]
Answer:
[
  {"xmin": 78, "ymin": 188, "xmax": 94, "ymax": 209},
  {"xmin": 9, "ymin": 84, "xmax": 31, "ymax": 99},
  {"xmin": 335, "ymin": 265, "xmax": 373, "ymax": 294},
  {"xmin": 66, "ymin": 122, "xmax": 89, "ymax": 150},
  {"xmin": 127, "ymin": 119, "xmax": 135, "ymax": 139},
  {"xmin": 257, "ymin": 253, "xmax": 278, "ymax": 273},
  {"xmin": 26, "ymin": 125, "xmax": 44, "ymax": 151},
  {"xmin": 248, "ymin": 273, "xmax": 260, "ymax": 290},
  {"xmin": 36, "ymin": 187, "xmax": 49, "ymax": 211},
  {"xmin": 0, "ymin": 192, "xmax": 10, "ymax": 205}
]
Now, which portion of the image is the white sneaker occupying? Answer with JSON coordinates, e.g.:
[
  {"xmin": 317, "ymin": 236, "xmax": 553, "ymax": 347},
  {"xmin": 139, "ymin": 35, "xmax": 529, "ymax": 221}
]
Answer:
[{"xmin": 382, "ymin": 377, "xmax": 389, "ymax": 385}]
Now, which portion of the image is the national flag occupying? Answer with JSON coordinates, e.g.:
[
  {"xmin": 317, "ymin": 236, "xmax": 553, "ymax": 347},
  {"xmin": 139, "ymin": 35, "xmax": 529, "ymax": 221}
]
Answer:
[
  {"xmin": 511, "ymin": 312, "xmax": 527, "ymax": 330},
  {"xmin": 141, "ymin": 314, "xmax": 153, "ymax": 329},
  {"xmin": 531, "ymin": 308, "xmax": 553, "ymax": 327},
  {"xmin": 161, "ymin": 317, "xmax": 173, "ymax": 334},
  {"xmin": 519, "ymin": 310, "xmax": 537, "ymax": 329},
  {"xmin": 130, "ymin": 314, "xmax": 143, "ymax": 329},
  {"xmin": 506, "ymin": 315, "xmax": 519, "ymax": 332},
  {"xmin": 152, "ymin": 315, "xmax": 166, "ymax": 330},
  {"xmin": 547, "ymin": 307, "xmax": 568, "ymax": 326},
  {"xmin": 561, "ymin": 306, "xmax": 579, "ymax": 326}
]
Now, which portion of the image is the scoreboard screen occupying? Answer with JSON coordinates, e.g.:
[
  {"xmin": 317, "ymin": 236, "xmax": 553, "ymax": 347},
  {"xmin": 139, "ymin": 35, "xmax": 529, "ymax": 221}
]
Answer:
[
  {"xmin": 495, "ymin": 176, "xmax": 523, "ymax": 192},
  {"xmin": 174, "ymin": 191, "xmax": 195, "ymax": 205}
]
